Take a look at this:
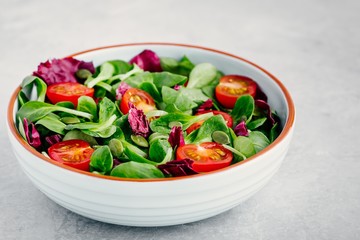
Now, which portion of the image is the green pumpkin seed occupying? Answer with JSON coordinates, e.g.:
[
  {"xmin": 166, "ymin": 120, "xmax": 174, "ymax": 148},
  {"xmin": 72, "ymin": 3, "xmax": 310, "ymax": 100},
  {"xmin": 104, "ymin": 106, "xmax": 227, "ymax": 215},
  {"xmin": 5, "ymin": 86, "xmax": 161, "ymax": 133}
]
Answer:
[
  {"xmin": 212, "ymin": 130, "xmax": 230, "ymax": 144},
  {"xmin": 108, "ymin": 139, "xmax": 124, "ymax": 158},
  {"xmin": 61, "ymin": 117, "xmax": 81, "ymax": 124},
  {"xmin": 131, "ymin": 134, "xmax": 149, "ymax": 148}
]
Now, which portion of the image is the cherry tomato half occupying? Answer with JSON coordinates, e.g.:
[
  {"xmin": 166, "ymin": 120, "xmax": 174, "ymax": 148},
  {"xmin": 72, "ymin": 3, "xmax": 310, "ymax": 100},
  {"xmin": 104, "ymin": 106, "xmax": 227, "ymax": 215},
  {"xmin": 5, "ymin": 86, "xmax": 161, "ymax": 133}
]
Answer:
[
  {"xmin": 186, "ymin": 110, "xmax": 233, "ymax": 134},
  {"xmin": 46, "ymin": 82, "xmax": 94, "ymax": 106},
  {"xmin": 215, "ymin": 75, "xmax": 257, "ymax": 109},
  {"xmin": 48, "ymin": 139, "xmax": 94, "ymax": 171},
  {"xmin": 120, "ymin": 88, "xmax": 156, "ymax": 114},
  {"xmin": 176, "ymin": 142, "xmax": 233, "ymax": 172}
]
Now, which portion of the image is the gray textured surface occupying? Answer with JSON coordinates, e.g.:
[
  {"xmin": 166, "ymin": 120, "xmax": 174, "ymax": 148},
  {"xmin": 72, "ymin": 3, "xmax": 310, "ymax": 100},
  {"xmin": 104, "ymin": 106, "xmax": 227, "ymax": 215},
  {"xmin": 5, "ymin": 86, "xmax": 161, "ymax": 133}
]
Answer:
[{"xmin": 1, "ymin": 0, "xmax": 360, "ymax": 239}]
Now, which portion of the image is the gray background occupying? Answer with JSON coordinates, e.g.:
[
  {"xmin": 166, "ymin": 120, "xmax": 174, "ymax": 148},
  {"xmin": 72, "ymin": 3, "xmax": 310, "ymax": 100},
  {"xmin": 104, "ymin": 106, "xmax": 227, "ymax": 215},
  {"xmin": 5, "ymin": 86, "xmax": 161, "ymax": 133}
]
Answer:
[{"xmin": 1, "ymin": 0, "xmax": 360, "ymax": 239}]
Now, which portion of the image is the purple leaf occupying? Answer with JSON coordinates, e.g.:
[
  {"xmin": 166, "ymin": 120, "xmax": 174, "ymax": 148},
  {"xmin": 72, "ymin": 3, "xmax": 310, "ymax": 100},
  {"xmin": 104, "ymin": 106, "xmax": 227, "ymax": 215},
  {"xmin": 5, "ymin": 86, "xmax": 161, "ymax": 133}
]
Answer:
[
  {"xmin": 255, "ymin": 86, "xmax": 268, "ymax": 102},
  {"xmin": 129, "ymin": 50, "xmax": 162, "ymax": 72},
  {"xmin": 255, "ymin": 100, "xmax": 276, "ymax": 126},
  {"xmin": 128, "ymin": 103, "xmax": 150, "ymax": 138},
  {"xmin": 196, "ymin": 99, "xmax": 213, "ymax": 113},
  {"xmin": 45, "ymin": 134, "xmax": 62, "ymax": 146},
  {"xmin": 33, "ymin": 57, "xmax": 95, "ymax": 85},
  {"xmin": 168, "ymin": 126, "xmax": 185, "ymax": 149},
  {"xmin": 158, "ymin": 159, "xmax": 198, "ymax": 177},
  {"xmin": 78, "ymin": 61, "xmax": 95, "ymax": 74},
  {"xmin": 23, "ymin": 118, "xmax": 42, "ymax": 149},
  {"xmin": 115, "ymin": 82, "xmax": 132, "ymax": 100},
  {"xmin": 234, "ymin": 120, "xmax": 249, "ymax": 136},
  {"xmin": 112, "ymin": 158, "xmax": 122, "ymax": 168}
]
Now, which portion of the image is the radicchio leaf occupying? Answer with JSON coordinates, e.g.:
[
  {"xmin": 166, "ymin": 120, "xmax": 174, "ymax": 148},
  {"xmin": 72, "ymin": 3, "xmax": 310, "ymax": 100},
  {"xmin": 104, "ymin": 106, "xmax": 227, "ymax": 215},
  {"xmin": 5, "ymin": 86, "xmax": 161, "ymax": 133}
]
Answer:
[
  {"xmin": 234, "ymin": 120, "xmax": 249, "ymax": 136},
  {"xmin": 116, "ymin": 82, "xmax": 132, "ymax": 100},
  {"xmin": 45, "ymin": 134, "xmax": 62, "ymax": 146},
  {"xmin": 255, "ymin": 100, "xmax": 276, "ymax": 126},
  {"xmin": 112, "ymin": 158, "xmax": 122, "ymax": 168},
  {"xmin": 128, "ymin": 103, "xmax": 150, "ymax": 138},
  {"xmin": 33, "ymin": 57, "xmax": 95, "ymax": 85},
  {"xmin": 158, "ymin": 159, "xmax": 198, "ymax": 177},
  {"xmin": 129, "ymin": 50, "xmax": 162, "ymax": 72},
  {"xmin": 196, "ymin": 99, "xmax": 213, "ymax": 113},
  {"xmin": 23, "ymin": 118, "xmax": 41, "ymax": 149},
  {"xmin": 168, "ymin": 126, "xmax": 185, "ymax": 149},
  {"xmin": 255, "ymin": 86, "xmax": 268, "ymax": 102}
]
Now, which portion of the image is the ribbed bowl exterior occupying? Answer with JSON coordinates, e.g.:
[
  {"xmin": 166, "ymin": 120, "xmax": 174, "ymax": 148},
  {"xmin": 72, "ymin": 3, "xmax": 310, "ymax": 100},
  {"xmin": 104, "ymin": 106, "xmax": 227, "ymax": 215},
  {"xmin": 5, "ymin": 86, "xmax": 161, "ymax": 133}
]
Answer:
[
  {"xmin": 7, "ymin": 43, "xmax": 295, "ymax": 226},
  {"xmin": 8, "ymin": 129, "xmax": 293, "ymax": 226}
]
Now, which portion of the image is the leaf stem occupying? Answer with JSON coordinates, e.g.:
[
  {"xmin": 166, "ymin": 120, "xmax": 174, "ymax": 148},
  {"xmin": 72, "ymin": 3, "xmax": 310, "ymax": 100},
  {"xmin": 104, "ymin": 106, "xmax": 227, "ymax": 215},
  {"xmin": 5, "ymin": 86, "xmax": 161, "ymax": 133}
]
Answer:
[
  {"xmin": 222, "ymin": 144, "xmax": 247, "ymax": 160},
  {"xmin": 55, "ymin": 106, "xmax": 93, "ymax": 120}
]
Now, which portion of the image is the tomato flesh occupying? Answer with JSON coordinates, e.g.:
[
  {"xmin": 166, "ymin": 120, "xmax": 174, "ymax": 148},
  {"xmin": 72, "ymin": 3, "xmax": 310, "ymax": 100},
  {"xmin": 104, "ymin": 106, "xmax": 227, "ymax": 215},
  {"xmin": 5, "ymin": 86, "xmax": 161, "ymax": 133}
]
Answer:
[
  {"xmin": 215, "ymin": 75, "xmax": 257, "ymax": 109},
  {"xmin": 186, "ymin": 121, "xmax": 205, "ymax": 135},
  {"xmin": 176, "ymin": 142, "xmax": 233, "ymax": 172},
  {"xmin": 48, "ymin": 139, "xmax": 94, "ymax": 171},
  {"xmin": 120, "ymin": 88, "xmax": 156, "ymax": 114},
  {"xmin": 186, "ymin": 111, "xmax": 233, "ymax": 134},
  {"xmin": 46, "ymin": 82, "xmax": 94, "ymax": 106}
]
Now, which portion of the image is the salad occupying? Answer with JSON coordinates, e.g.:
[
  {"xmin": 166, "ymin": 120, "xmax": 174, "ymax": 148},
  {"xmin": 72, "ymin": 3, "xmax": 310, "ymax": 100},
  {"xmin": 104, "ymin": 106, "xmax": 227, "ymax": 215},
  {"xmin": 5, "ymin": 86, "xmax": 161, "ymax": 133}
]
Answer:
[{"xmin": 15, "ymin": 49, "xmax": 280, "ymax": 179}]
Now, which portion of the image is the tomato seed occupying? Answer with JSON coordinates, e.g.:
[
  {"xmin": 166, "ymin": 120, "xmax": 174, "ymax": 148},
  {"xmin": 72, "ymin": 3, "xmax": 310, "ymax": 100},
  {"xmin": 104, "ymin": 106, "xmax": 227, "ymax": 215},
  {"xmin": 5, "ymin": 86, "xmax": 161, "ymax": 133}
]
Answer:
[
  {"xmin": 209, "ymin": 155, "xmax": 220, "ymax": 160},
  {"xmin": 130, "ymin": 95, "xmax": 142, "ymax": 103},
  {"xmin": 214, "ymin": 148, "xmax": 226, "ymax": 157},
  {"xmin": 228, "ymin": 88, "xmax": 236, "ymax": 95}
]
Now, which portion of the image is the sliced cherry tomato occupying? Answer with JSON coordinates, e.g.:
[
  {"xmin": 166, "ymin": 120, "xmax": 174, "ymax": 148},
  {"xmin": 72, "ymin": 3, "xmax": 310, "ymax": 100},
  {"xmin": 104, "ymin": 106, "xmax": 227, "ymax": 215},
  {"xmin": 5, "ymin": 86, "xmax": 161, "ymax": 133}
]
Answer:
[
  {"xmin": 186, "ymin": 110, "xmax": 233, "ymax": 134},
  {"xmin": 215, "ymin": 75, "xmax": 257, "ymax": 109},
  {"xmin": 186, "ymin": 121, "xmax": 204, "ymax": 135},
  {"xmin": 176, "ymin": 142, "xmax": 233, "ymax": 172},
  {"xmin": 120, "ymin": 88, "xmax": 156, "ymax": 114},
  {"xmin": 48, "ymin": 139, "xmax": 94, "ymax": 171},
  {"xmin": 46, "ymin": 82, "xmax": 94, "ymax": 106}
]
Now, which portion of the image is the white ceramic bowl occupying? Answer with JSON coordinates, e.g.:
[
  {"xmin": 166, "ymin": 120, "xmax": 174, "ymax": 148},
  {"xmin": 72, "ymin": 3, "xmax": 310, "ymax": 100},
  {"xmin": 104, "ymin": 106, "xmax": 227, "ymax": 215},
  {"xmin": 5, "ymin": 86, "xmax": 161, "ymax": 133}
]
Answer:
[{"xmin": 7, "ymin": 43, "xmax": 295, "ymax": 227}]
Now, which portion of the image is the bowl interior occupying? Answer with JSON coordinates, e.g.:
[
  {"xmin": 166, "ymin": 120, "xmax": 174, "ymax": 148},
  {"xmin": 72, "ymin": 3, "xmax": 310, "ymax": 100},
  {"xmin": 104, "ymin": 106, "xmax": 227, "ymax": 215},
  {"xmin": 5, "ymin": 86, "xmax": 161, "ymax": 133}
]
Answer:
[{"xmin": 8, "ymin": 43, "xmax": 295, "ymax": 181}]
